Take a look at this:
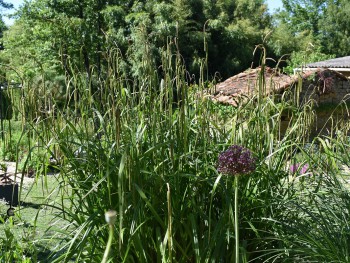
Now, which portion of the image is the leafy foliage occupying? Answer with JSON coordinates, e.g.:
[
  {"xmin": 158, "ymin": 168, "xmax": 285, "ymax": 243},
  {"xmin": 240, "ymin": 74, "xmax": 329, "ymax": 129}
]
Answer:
[
  {"xmin": 284, "ymin": 46, "xmax": 334, "ymax": 74},
  {"xmin": 320, "ymin": 0, "xmax": 350, "ymax": 56},
  {"xmin": 0, "ymin": 217, "xmax": 35, "ymax": 262},
  {"xmin": 2, "ymin": 0, "xmax": 271, "ymax": 82},
  {"xmin": 269, "ymin": 0, "xmax": 350, "ymax": 68}
]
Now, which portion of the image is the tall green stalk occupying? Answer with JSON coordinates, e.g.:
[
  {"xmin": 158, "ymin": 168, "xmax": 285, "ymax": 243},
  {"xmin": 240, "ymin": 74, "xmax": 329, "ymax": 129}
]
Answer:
[
  {"xmin": 101, "ymin": 225, "xmax": 114, "ymax": 263},
  {"xmin": 102, "ymin": 210, "xmax": 117, "ymax": 263},
  {"xmin": 235, "ymin": 176, "xmax": 239, "ymax": 263}
]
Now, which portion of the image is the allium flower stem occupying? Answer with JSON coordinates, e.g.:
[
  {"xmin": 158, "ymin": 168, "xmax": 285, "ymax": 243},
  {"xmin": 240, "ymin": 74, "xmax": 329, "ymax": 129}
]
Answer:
[
  {"xmin": 216, "ymin": 145, "xmax": 256, "ymax": 263},
  {"xmin": 235, "ymin": 176, "xmax": 240, "ymax": 263},
  {"xmin": 102, "ymin": 210, "xmax": 117, "ymax": 263},
  {"xmin": 102, "ymin": 224, "xmax": 114, "ymax": 263}
]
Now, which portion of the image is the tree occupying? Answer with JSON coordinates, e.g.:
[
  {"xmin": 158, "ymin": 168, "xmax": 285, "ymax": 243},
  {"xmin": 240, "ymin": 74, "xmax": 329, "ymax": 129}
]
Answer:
[
  {"xmin": 267, "ymin": 0, "xmax": 340, "ymax": 71},
  {"xmin": 268, "ymin": 0, "xmax": 328, "ymax": 56},
  {"xmin": 279, "ymin": 0, "xmax": 327, "ymax": 36},
  {"xmin": 319, "ymin": 0, "xmax": 350, "ymax": 57},
  {"xmin": 0, "ymin": 0, "xmax": 13, "ymax": 50},
  {"xmin": 2, "ymin": 0, "xmax": 272, "ymax": 83},
  {"xmin": 202, "ymin": 0, "xmax": 271, "ymax": 77},
  {"xmin": 0, "ymin": 0, "xmax": 14, "ymax": 86},
  {"xmin": 0, "ymin": 0, "xmax": 12, "ymax": 9}
]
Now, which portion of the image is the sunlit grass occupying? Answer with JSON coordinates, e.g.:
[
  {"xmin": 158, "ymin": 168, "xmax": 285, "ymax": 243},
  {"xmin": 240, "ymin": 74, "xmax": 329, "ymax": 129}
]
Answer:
[{"xmin": 1, "ymin": 42, "xmax": 350, "ymax": 262}]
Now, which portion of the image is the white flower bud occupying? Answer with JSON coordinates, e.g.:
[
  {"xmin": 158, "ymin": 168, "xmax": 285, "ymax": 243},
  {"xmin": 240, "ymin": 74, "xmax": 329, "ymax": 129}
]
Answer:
[{"xmin": 105, "ymin": 210, "xmax": 117, "ymax": 225}]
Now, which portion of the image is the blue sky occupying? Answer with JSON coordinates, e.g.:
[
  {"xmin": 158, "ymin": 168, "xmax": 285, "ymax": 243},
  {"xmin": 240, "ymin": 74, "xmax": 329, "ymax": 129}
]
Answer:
[
  {"xmin": 11, "ymin": 0, "xmax": 23, "ymax": 7},
  {"xmin": 3, "ymin": 0, "xmax": 284, "ymax": 26},
  {"xmin": 2, "ymin": 0, "xmax": 23, "ymax": 25},
  {"xmin": 267, "ymin": 0, "xmax": 284, "ymax": 12}
]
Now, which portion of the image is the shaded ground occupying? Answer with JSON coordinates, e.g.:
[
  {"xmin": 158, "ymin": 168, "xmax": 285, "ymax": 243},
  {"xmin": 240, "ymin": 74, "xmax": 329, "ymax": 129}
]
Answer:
[{"xmin": 0, "ymin": 162, "xmax": 69, "ymax": 261}]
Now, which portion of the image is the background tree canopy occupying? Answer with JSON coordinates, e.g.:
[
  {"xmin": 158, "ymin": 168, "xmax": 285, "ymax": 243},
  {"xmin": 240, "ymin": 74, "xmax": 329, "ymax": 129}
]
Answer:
[
  {"xmin": 268, "ymin": 0, "xmax": 349, "ymax": 72},
  {"xmin": 0, "ymin": 0, "xmax": 349, "ymax": 82},
  {"xmin": 1, "ymin": 0, "xmax": 271, "ymax": 83}
]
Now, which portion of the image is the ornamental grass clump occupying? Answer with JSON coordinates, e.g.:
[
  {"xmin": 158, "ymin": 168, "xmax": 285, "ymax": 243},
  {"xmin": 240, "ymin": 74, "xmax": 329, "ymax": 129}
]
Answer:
[{"xmin": 217, "ymin": 145, "xmax": 256, "ymax": 263}]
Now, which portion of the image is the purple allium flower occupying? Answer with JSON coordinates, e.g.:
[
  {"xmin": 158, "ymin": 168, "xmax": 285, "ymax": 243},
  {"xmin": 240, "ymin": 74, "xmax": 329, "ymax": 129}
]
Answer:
[
  {"xmin": 290, "ymin": 164, "xmax": 298, "ymax": 174},
  {"xmin": 300, "ymin": 164, "xmax": 309, "ymax": 174},
  {"xmin": 290, "ymin": 163, "xmax": 309, "ymax": 174},
  {"xmin": 217, "ymin": 145, "xmax": 256, "ymax": 176}
]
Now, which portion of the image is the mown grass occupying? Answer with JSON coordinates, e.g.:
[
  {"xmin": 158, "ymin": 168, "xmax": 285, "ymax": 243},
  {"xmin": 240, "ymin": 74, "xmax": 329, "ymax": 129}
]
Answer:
[{"xmin": 0, "ymin": 174, "xmax": 70, "ymax": 262}]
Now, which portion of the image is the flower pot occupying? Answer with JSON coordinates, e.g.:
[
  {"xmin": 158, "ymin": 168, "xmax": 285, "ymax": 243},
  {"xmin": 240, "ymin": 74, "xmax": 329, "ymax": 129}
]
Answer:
[{"xmin": 0, "ymin": 183, "xmax": 18, "ymax": 206}]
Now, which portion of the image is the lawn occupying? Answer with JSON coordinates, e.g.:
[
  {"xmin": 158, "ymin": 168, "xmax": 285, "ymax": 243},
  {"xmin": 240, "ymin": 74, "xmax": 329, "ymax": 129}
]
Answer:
[{"xmin": 0, "ymin": 171, "xmax": 72, "ymax": 261}]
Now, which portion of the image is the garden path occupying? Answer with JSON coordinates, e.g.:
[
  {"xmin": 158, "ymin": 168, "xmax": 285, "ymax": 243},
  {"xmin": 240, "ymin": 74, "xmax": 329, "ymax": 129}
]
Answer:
[{"xmin": 0, "ymin": 161, "xmax": 34, "ymax": 186}]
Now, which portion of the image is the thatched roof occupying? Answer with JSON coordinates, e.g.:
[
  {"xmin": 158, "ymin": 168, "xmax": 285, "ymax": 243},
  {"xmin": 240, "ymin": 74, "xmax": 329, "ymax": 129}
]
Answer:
[
  {"xmin": 212, "ymin": 67, "xmax": 297, "ymax": 105},
  {"xmin": 212, "ymin": 67, "xmax": 348, "ymax": 106}
]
